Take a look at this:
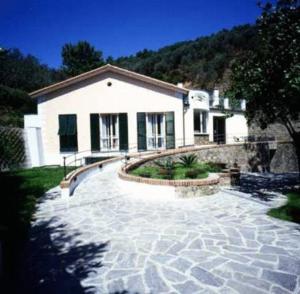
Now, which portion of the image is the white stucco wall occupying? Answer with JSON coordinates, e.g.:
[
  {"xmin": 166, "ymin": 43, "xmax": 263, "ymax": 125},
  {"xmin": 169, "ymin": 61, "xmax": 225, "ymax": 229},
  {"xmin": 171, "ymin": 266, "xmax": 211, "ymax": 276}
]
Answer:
[
  {"xmin": 208, "ymin": 111, "xmax": 248, "ymax": 143},
  {"xmin": 37, "ymin": 72, "xmax": 185, "ymax": 165},
  {"xmin": 24, "ymin": 114, "xmax": 44, "ymax": 167}
]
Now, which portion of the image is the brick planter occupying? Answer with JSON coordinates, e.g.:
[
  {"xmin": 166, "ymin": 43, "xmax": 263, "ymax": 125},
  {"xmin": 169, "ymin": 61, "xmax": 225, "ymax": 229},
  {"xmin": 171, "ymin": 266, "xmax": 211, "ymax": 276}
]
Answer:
[{"xmin": 119, "ymin": 155, "xmax": 221, "ymax": 187}]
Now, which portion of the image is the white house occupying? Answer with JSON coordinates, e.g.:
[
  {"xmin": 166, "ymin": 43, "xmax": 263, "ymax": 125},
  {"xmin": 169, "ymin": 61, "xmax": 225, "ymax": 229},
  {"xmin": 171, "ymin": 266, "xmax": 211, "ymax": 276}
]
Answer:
[{"xmin": 24, "ymin": 64, "xmax": 248, "ymax": 167}]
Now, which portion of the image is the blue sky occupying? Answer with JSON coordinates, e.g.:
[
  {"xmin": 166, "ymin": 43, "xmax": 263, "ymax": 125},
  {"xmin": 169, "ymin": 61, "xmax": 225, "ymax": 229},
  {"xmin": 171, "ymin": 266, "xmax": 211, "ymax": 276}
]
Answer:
[{"xmin": 0, "ymin": 0, "xmax": 261, "ymax": 68}]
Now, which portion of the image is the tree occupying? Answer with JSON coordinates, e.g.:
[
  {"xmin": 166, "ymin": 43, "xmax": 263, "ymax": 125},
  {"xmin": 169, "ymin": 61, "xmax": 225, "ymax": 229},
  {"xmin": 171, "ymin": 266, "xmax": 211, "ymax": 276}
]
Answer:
[
  {"xmin": 62, "ymin": 41, "xmax": 104, "ymax": 76},
  {"xmin": 227, "ymin": 0, "xmax": 300, "ymax": 171},
  {"xmin": 0, "ymin": 48, "xmax": 64, "ymax": 126},
  {"xmin": 0, "ymin": 48, "xmax": 59, "ymax": 92}
]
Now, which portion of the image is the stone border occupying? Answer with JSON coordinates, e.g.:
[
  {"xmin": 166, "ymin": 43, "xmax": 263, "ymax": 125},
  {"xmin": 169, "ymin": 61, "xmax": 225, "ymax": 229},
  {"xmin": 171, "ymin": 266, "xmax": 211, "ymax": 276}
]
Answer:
[
  {"xmin": 60, "ymin": 140, "xmax": 290, "ymax": 196},
  {"xmin": 60, "ymin": 156, "xmax": 122, "ymax": 197},
  {"xmin": 59, "ymin": 150, "xmax": 161, "ymax": 197},
  {"xmin": 118, "ymin": 168, "xmax": 220, "ymax": 187},
  {"xmin": 118, "ymin": 144, "xmax": 227, "ymax": 187}
]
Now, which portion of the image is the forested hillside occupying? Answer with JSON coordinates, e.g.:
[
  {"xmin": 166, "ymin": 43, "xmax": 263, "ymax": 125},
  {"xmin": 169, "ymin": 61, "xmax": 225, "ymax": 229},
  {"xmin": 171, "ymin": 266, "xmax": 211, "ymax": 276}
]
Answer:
[
  {"xmin": 114, "ymin": 25, "xmax": 257, "ymax": 91},
  {"xmin": 0, "ymin": 49, "xmax": 65, "ymax": 126},
  {"xmin": 0, "ymin": 24, "xmax": 256, "ymax": 126}
]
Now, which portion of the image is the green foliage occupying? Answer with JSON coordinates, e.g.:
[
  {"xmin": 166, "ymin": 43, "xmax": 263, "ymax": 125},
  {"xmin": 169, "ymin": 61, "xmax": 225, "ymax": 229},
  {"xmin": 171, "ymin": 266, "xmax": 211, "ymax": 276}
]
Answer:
[
  {"xmin": 0, "ymin": 166, "xmax": 74, "ymax": 235},
  {"xmin": 227, "ymin": 1, "xmax": 300, "ymax": 129},
  {"xmin": 154, "ymin": 158, "xmax": 177, "ymax": 170},
  {"xmin": 185, "ymin": 169, "xmax": 199, "ymax": 179},
  {"xmin": 62, "ymin": 41, "xmax": 105, "ymax": 76},
  {"xmin": 227, "ymin": 0, "xmax": 300, "ymax": 169},
  {"xmin": 0, "ymin": 127, "xmax": 25, "ymax": 169},
  {"xmin": 268, "ymin": 190, "xmax": 300, "ymax": 223},
  {"xmin": 178, "ymin": 154, "xmax": 198, "ymax": 168},
  {"xmin": 205, "ymin": 162, "xmax": 226, "ymax": 172},
  {"xmin": 130, "ymin": 161, "xmax": 214, "ymax": 180},
  {"xmin": 0, "ymin": 85, "xmax": 35, "ymax": 127},
  {"xmin": 0, "ymin": 48, "xmax": 63, "ymax": 92},
  {"xmin": 1, "ymin": 25, "xmax": 258, "ymax": 127},
  {"xmin": 0, "ymin": 165, "xmax": 75, "ymax": 288},
  {"xmin": 154, "ymin": 159, "xmax": 177, "ymax": 179},
  {"xmin": 0, "ymin": 48, "xmax": 65, "ymax": 126},
  {"xmin": 114, "ymin": 25, "xmax": 257, "ymax": 90},
  {"xmin": 130, "ymin": 166, "xmax": 163, "ymax": 179}
]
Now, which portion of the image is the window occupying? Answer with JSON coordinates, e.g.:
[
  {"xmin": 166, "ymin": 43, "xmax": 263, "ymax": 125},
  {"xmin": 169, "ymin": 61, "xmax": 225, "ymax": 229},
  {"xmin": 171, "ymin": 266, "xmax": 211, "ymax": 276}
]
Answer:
[
  {"xmin": 58, "ymin": 114, "xmax": 78, "ymax": 152},
  {"xmin": 194, "ymin": 110, "xmax": 208, "ymax": 134},
  {"xmin": 146, "ymin": 113, "xmax": 165, "ymax": 149},
  {"xmin": 100, "ymin": 114, "xmax": 119, "ymax": 150}
]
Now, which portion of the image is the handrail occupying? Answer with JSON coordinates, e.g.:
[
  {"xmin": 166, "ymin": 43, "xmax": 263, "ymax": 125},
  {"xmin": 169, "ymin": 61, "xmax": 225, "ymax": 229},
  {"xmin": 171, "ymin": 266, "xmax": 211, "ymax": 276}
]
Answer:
[{"xmin": 61, "ymin": 134, "xmax": 289, "ymax": 180}]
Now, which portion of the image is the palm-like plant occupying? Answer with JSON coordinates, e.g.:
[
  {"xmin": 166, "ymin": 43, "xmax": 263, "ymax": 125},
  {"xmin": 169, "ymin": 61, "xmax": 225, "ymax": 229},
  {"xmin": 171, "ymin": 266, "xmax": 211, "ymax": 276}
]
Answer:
[
  {"xmin": 154, "ymin": 158, "xmax": 176, "ymax": 180},
  {"xmin": 178, "ymin": 154, "xmax": 198, "ymax": 168}
]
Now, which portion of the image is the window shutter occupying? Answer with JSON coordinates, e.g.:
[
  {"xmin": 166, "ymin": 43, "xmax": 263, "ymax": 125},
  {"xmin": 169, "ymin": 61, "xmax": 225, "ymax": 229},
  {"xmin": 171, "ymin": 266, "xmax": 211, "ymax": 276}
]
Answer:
[
  {"xmin": 58, "ymin": 114, "xmax": 78, "ymax": 152},
  {"xmin": 58, "ymin": 115, "xmax": 68, "ymax": 135},
  {"xmin": 165, "ymin": 112, "xmax": 175, "ymax": 149},
  {"xmin": 90, "ymin": 114, "xmax": 100, "ymax": 151},
  {"xmin": 67, "ymin": 115, "xmax": 77, "ymax": 135},
  {"xmin": 137, "ymin": 112, "xmax": 147, "ymax": 151},
  {"xmin": 119, "ymin": 113, "xmax": 128, "ymax": 151}
]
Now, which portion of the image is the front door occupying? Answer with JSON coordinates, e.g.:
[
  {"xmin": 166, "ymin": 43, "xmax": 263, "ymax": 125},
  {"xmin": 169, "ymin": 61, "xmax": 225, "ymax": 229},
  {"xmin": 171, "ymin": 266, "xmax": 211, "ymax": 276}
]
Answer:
[{"xmin": 213, "ymin": 116, "xmax": 226, "ymax": 144}]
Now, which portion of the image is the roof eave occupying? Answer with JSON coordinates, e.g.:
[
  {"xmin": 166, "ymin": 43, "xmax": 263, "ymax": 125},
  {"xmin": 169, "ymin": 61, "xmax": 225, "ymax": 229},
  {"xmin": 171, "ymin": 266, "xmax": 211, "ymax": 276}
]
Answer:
[{"xmin": 29, "ymin": 64, "xmax": 189, "ymax": 98}]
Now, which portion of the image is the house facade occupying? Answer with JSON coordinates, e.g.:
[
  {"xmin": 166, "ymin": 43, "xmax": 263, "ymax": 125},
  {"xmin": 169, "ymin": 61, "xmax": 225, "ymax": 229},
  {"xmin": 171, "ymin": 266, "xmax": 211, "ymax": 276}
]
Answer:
[{"xmin": 24, "ymin": 65, "xmax": 248, "ymax": 167}]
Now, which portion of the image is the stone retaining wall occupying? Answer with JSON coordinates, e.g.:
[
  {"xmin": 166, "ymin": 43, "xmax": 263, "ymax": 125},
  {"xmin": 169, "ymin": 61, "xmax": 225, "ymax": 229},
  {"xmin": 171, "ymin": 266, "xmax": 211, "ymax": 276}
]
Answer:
[{"xmin": 141, "ymin": 142, "xmax": 297, "ymax": 173}]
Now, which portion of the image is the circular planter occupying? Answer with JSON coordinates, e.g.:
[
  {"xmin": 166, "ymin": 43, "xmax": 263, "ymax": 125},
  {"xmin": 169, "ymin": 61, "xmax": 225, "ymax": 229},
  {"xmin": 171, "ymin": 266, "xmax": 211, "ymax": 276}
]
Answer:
[{"xmin": 118, "ymin": 155, "xmax": 223, "ymax": 187}]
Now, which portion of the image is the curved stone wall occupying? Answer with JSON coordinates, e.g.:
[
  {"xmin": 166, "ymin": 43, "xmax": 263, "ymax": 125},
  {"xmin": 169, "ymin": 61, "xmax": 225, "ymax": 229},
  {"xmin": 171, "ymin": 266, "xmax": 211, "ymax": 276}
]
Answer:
[{"xmin": 141, "ymin": 141, "xmax": 297, "ymax": 173}]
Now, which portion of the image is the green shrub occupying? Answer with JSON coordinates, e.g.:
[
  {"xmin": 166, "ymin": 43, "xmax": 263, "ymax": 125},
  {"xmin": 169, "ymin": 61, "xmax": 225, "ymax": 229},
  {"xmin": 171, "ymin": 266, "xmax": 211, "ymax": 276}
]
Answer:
[
  {"xmin": 194, "ymin": 167, "xmax": 207, "ymax": 174},
  {"xmin": 205, "ymin": 162, "xmax": 225, "ymax": 172},
  {"xmin": 139, "ymin": 171, "xmax": 152, "ymax": 178},
  {"xmin": 178, "ymin": 154, "xmax": 198, "ymax": 168},
  {"xmin": 154, "ymin": 159, "xmax": 176, "ymax": 179},
  {"xmin": 185, "ymin": 169, "xmax": 199, "ymax": 179},
  {"xmin": 154, "ymin": 158, "xmax": 176, "ymax": 170},
  {"xmin": 159, "ymin": 168, "xmax": 174, "ymax": 180}
]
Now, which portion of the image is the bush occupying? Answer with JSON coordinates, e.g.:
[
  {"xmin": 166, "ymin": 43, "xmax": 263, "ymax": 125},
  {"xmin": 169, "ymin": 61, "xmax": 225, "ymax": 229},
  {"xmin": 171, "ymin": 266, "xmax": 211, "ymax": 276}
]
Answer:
[
  {"xmin": 185, "ymin": 169, "xmax": 199, "ymax": 179},
  {"xmin": 206, "ymin": 162, "xmax": 225, "ymax": 172},
  {"xmin": 159, "ymin": 168, "xmax": 174, "ymax": 180},
  {"xmin": 155, "ymin": 159, "xmax": 176, "ymax": 179},
  {"xmin": 178, "ymin": 154, "xmax": 198, "ymax": 168},
  {"xmin": 139, "ymin": 171, "xmax": 151, "ymax": 178}
]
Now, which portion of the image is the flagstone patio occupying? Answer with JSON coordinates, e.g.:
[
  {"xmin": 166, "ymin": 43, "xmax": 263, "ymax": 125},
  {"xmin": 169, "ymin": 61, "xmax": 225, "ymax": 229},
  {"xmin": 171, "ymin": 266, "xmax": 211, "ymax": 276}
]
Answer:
[{"xmin": 20, "ymin": 161, "xmax": 300, "ymax": 294}]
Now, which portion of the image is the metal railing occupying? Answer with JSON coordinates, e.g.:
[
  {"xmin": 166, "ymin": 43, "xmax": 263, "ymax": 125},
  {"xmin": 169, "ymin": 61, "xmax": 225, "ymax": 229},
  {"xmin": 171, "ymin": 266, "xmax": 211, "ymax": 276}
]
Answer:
[{"xmin": 61, "ymin": 134, "xmax": 283, "ymax": 180}]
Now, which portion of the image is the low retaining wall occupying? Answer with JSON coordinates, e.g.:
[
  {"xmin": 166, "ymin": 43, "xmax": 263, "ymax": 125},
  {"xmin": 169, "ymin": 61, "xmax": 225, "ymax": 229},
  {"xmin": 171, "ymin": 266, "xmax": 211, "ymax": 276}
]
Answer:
[
  {"xmin": 119, "ymin": 167, "xmax": 220, "ymax": 187},
  {"xmin": 141, "ymin": 141, "xmax": 297, "ymax": 173},
  {"xmin": 118, "ymin": 145, "xmax": 230, "ymax": 187},
  {"xmin": 60, "ymin": 157, "xmax": 121, "ymax": 197}
]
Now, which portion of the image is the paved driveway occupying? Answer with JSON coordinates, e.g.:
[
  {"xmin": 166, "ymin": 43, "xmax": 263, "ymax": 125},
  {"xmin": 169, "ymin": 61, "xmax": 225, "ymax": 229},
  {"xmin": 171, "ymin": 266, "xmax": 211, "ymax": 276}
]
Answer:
[{"xmin": 21, "ymin": 161, "xmax": 300, "ymax": 294}]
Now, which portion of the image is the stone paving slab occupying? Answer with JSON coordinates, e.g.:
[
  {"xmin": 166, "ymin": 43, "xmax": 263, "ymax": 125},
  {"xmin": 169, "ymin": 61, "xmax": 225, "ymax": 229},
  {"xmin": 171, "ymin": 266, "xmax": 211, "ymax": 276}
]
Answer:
[{"xmin": 21, "ymin": 161, "xmax": 300, "ymax": 294}]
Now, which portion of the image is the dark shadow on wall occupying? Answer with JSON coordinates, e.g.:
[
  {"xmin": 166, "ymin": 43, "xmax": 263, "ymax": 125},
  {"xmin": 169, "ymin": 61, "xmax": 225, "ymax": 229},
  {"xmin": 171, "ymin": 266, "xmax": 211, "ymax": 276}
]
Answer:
[
  {"xmin": 244, "ymin": 142, "xmax": 271, "ymax": 172},
  {"xmin": 13, "ymin": 217, "xmax": 109, "ymax": 294},
  {"xmin": 235, "ymin": 173, "xmax": 299, "ymax": 202}
]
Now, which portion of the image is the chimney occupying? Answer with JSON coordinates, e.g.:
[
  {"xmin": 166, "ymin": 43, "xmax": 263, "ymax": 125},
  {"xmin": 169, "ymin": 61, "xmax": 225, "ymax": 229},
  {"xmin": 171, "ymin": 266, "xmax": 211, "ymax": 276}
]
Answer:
[
  {"xmin": 212, "ymin": 89, "xmax": 220, "ymax": 107},
  {"xmin": 177, "ymin": 82, "xmax": 183, "ymax": 88}
]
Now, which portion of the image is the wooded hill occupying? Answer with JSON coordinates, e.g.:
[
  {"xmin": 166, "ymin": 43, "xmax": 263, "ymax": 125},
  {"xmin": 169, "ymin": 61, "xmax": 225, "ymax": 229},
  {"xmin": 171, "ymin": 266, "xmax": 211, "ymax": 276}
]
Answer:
[
  {"xmin": 0, "ymin": 24, "xmax": 257, "ymax": 126},
  {"xmin": 114, "ymin": 25, "xmax": 257, "ymax": 92}
]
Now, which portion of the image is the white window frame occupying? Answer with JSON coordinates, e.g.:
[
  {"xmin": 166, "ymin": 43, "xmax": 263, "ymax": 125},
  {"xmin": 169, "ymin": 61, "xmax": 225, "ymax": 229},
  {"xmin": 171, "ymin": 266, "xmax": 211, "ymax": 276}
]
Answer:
[
  {"xmin": 194, "ymin": 110, "xmax": 208, "ymax": 134},
  {"xmin": 146, "ymin": 113, "xmax": 165, "ymax": 150},
  {"xmin": 100, "ymin": 114, "xmax": 119, "ymax": 151}
]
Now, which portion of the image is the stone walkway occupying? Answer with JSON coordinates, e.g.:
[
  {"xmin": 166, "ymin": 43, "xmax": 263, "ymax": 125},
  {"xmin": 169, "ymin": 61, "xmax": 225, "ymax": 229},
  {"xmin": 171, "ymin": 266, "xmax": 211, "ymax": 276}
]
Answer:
[{"xmin": 21, "ymin": 161, "xmax": 300, "ymax": 294}]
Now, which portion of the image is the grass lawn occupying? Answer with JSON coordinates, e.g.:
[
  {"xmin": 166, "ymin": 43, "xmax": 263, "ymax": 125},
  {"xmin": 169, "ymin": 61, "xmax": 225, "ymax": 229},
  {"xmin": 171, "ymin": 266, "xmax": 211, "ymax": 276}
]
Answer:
[
  {"xmin": 129, "ymin": 162, "xmax": 221, "ymax": 180},
  {"xmin": 268, "ymin": 191, "xmax": 300, "ymax": 224},
  {"xmin": 0, "ymin": 166, "xmax": 74, "ymax": 287}
]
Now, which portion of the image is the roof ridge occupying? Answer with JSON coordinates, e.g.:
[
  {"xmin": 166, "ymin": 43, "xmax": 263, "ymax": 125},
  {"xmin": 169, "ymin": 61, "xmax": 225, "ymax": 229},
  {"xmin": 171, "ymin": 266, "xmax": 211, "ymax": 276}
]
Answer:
[{"xmin": 29, "ymin": 64, "xmax": 189, "ymax": 97}]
